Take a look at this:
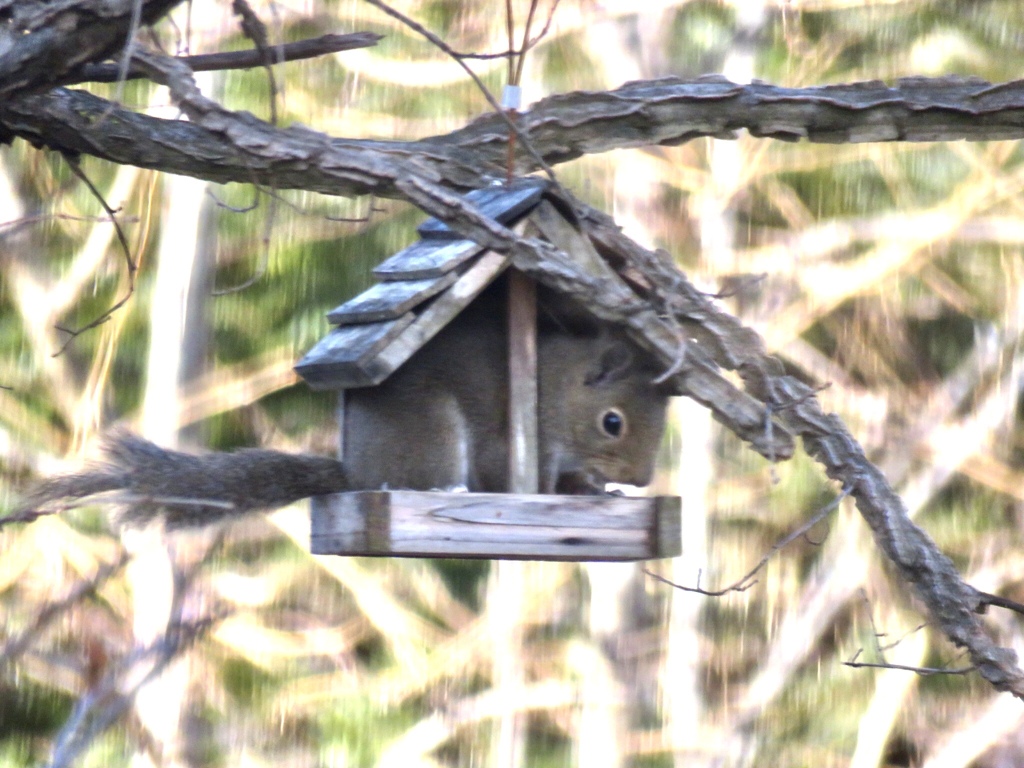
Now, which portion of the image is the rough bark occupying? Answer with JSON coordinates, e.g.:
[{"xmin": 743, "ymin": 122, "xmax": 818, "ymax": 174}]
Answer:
[
  {"xmin": 6, "ymin": 75, "xmax": 1024, "ymax": 192},
  {"xmin": 0, "ymin": 0, "xmax": 185, "ymax": 99}
]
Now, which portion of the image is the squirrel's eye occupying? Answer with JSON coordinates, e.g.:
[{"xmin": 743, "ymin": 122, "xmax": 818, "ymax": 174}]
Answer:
[{"xmin": 600, "ymin": 409, "xmax": 625, "ymax": 438}]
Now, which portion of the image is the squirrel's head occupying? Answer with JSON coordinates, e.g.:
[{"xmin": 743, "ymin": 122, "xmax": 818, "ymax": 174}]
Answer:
[{"xmin": 539, "ymin": 332, "xmax": 671, "ymax": 493}]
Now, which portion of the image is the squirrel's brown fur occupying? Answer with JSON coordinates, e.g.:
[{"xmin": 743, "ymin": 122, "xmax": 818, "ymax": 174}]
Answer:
[
  {"xmin": 20, "ymin": 433, "xmax": 348, "ymax": 528},
  {"xmin": 16, "ymin": 282, "xmax": 672, "ymax": 529}
]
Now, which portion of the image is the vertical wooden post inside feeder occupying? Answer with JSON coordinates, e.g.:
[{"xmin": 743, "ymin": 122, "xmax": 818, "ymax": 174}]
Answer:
[
  {"xmin": 507, "ymin": 270, "xmax": 539, "ymax": 493},
  {"xmin": 335, "ymin": 390, "xmax": 345, "ymax": 460}
]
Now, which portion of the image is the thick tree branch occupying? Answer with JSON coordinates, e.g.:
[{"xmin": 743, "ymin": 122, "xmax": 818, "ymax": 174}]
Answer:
[
  {"xmin": 472, "ymin": 74, "xmax": 1024, "ymax": 157},
  {"xmin": 0, "ymin": 0, "xmax": 185, "ymax": 99},
  {"xmin": 0, "ymin": 87, "xmax": 486, "ymax": 196},
  {"xmin": 6, "ymin": 75, "xmax": 1024, "ymax": 200},
  {"xmin": 785, "ymin": 384, "xmax": 1024, "ymax": 692}
]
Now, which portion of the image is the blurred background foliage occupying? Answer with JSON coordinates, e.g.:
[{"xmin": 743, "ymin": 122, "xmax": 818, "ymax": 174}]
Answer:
[{"xmin": 3, "ymin": 0, "xmax": 1024, "ymax": 766}]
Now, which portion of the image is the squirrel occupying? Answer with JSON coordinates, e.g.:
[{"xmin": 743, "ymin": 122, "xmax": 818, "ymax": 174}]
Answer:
[{"xmin": 18, "ymin": 280, "xmax": 673, "ymax": 528}]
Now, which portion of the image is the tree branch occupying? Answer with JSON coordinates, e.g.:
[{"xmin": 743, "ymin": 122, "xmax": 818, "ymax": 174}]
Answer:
[
  {"xmin": 644, "ymin": 487, "xmax": 846, "ymax": 596},
  {"xmin": 64, "ymin": 31, "xmax": 383, "ymax": 84},
  {"xmin": 0, "ymin": 0, "xmax": 186, "ymax": 99},
  {"xmin": 6, "ymin": 75, "xmax": 1024, "ymax": 201},
  {"xmin": 0, "ymin": 86, "xmax": 483, "ymax": 196}
]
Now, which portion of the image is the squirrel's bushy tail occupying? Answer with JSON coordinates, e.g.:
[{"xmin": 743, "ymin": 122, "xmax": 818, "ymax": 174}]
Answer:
[{"xmin": 16, "ymin": 433, "xmax": 348, "ymax": 528}]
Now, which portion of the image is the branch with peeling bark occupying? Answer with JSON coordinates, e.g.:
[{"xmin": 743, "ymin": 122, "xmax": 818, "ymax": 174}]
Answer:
[
  {"xmin": 8, "ymin": 74, "xmax": 1024, "ymax": 189},
  {"xmin": 0, "ymin": 0, "xmax": 186, "ymax": 99}
]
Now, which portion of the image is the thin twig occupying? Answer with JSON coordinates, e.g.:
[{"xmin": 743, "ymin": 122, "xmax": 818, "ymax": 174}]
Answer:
[
  {"xmin": 205, "ymin": 187, "xmax": 260, "ymax": 213},
  {"xmin": 66, "ymin": 32, "xmax": 383, "ymax": 85},
  {"xmin": 51, "ymin": 156, "xmax": 137, "ymax": 357},
  {"xmin": 975, "ymin": 590, "xmax": 1024, "ymax": 617},
  {"xmin": 525, "ymin": 0, "xmax": 560, "ymax": 59},
  {"xmin": 773, "ymin": 382, "xmax": 832, "ymax": 410},
  {"xmin": 206, "ymin": 183, "xmax": 383, "ymax": 221},
  {"xmin": 112, "ymin": 0, "xmax": 144, "ymax": 106},
  {"xmin": 255, "ymin": 184, "xmax": 384, "ymax": 222},
  {"xmin": 645, "ymin": 486, "xmax": 850, "ymax": 596},
  {"xmin": 843, "ymin": 659, "xmax": 976, "ymax": 676},
  {"xmin": 1, "ymin": 552, "xmax": 131, "ymax": 663},
  {"xmin": 231, "ymin": 0, "xmax": 280, "ymax": 125},
  {"xmin": 364, "ymin": 0, "xmax": 560, "ymax": 183},
  {"xmin": 856, "ymin": 588, "xmax": 922, "ymax": 660},
  {"xmin": 212, "ymin": 194, "xmax": 277, "ymax": 295},
  {"xmin": 505, "ymin": 0, "xmax": 515, "ymax": 85},
  {"xmin": 513, "ymin": 0, "xmax": 541, "ymax": 86},
  {"xmin": 503, "ymin": 0, "xmax": 541, "ymax": 182},
  {"xmin": 0, "ymin": 212, "xmax": 140, "ymax": 234},
  {"xmin": 649, "ymin": 332, "xmax": 689, "ymax": 385},
  {"xmin": 447, "ymin": 1, "xmax": 559, "ymax": 63},
  {"xmin": 504, "ymin": 0, "xmax": 518, "ymax": 182}
]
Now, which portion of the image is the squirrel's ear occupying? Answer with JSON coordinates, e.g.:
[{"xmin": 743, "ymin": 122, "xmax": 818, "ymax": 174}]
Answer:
[{"xmin": 584, "ymin": 342, "xmax": 634, "ymax": 386}]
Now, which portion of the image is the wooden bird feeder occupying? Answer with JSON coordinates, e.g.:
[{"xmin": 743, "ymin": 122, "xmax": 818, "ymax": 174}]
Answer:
[{"xmin": 295, "ymin": 178, "xmax": 681, "ymax": 561}]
